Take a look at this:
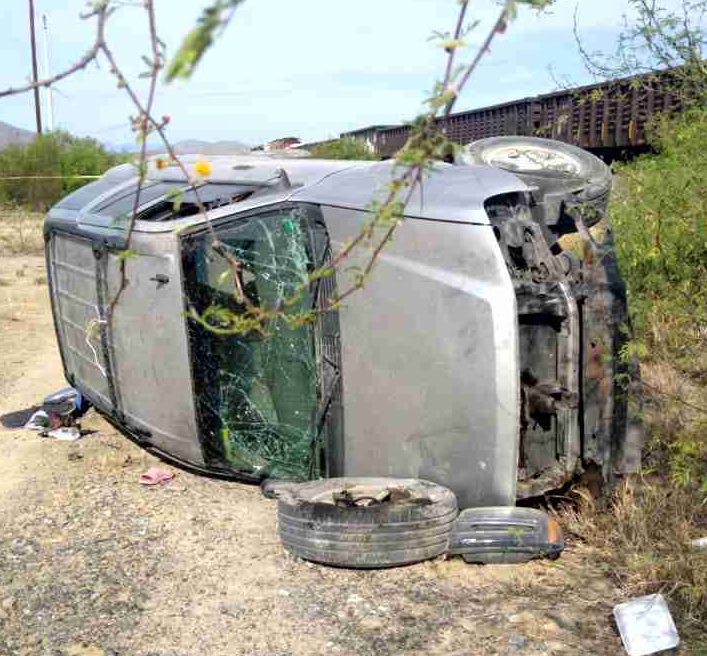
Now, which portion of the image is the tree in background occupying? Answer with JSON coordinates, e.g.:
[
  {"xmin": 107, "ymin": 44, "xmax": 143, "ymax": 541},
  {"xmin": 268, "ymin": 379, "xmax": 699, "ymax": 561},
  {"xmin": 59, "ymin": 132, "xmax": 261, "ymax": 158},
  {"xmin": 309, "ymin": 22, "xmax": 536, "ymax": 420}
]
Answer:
[
  {"xmin": 308, "ymin": 137, "xmax": 377, "ymax": 161},
  {"xmin": 0, "ymin": 131, "xmax": 123, "ymax": 209},
  {"xmin": 575, "ymin": 0, "xmax": 707, "ymax": 102}
]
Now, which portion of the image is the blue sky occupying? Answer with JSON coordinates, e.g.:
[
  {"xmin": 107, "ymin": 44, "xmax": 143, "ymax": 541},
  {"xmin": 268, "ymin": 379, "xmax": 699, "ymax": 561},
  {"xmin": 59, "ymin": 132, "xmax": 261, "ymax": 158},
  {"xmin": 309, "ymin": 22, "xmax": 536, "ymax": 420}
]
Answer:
[{"xmin": 0, "ymin": 0, "xmax": 685, "ymax": 147}]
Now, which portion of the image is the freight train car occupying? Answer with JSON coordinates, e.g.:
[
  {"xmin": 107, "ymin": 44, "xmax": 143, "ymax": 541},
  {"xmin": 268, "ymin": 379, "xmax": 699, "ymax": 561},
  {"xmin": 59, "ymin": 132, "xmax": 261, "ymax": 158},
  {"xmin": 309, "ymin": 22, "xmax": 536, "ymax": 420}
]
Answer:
[{"xmin": 345, "ymin": 68, "xmax": 686, "ymax": 159}]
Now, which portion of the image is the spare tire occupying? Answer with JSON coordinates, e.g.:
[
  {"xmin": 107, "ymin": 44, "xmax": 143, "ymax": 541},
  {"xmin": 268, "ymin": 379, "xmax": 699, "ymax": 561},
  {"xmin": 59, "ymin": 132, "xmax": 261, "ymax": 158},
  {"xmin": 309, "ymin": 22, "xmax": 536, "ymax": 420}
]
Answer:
[
  {"xmin": 458, "ymin": 136, "xmax": 612, "ymax": 234},
  {"xmin": 276, "ymin": 477, "xmax": 458, "ymax": 569}
]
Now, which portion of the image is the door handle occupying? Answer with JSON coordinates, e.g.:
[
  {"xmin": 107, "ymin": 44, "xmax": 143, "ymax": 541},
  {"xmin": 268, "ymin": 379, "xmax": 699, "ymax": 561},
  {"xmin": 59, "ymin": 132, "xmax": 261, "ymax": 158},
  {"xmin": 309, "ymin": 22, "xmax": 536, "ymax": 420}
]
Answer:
[{"xmin": 149, "ymin": 274, "xmax": 169, "ymax": 288}]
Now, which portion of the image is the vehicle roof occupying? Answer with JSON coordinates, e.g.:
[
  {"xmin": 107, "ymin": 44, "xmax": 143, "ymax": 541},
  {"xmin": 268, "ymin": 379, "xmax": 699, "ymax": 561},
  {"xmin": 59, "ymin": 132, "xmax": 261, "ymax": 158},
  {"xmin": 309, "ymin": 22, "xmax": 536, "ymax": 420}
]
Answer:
[{"xmin": 47, "ymin": 153, "xmax": 529, "ymax": 233}]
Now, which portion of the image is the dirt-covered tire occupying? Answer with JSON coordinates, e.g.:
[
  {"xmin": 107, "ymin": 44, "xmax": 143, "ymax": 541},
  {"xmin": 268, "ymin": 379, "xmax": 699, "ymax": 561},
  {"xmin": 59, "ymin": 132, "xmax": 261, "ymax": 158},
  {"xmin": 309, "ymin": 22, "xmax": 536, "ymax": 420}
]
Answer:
[
  {"xmin": 276, "ymin": 477, "xmax": 458, "ymax": 569},
  {"xmin": 458, "ymin": 136, "xmax": 612, "ymax": 234}
]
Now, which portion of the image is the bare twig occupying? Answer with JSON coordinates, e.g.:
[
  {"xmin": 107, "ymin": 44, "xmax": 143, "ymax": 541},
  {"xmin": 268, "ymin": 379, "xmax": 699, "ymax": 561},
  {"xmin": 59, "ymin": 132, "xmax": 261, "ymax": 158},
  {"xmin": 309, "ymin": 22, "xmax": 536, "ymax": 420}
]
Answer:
[
  {"xmin": 445, "ymin": 6, "xmax": 510, "ymax": 117},
  {"xmin": 104, "ymin": 0, "xmax": 161, "ymax": 317},
  {"xmin": 442, "ymin": 0, "xmax": 470, "ymax": 93},
  {"xmin": 0, "ymin": 0, "xmax": 541, "ymax": 334},
  {"xmin": 0, "ymin": 4, "xmax": 109, "ymax": 98},
  {"xmin": 640, "ymin": 379, "xmax": 707, "ymax": 415}
]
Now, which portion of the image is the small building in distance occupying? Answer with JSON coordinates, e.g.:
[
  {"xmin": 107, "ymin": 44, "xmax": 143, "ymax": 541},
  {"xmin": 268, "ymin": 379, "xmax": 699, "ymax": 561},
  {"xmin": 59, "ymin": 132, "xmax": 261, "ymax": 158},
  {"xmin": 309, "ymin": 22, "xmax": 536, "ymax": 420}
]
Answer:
[{"xmin": 259, "ymin": 136, "xmax": 302, "ymax": 152}]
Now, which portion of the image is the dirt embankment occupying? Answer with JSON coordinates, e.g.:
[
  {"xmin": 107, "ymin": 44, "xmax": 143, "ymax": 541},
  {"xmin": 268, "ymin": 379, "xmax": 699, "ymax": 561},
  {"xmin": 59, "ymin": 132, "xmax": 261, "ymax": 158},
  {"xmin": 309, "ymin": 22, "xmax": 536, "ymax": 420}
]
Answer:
[{"xmin": 0, "ymin": 244, "xmax": 626, "ymax": 655}]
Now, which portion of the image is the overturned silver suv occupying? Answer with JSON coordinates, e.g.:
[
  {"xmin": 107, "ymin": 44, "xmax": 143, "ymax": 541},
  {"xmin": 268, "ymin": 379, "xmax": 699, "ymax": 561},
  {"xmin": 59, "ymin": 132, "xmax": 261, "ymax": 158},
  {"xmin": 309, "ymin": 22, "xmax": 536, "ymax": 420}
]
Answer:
[{"xmin": 44, "ymin": 137, "xmax": 640, "ymax": 509}]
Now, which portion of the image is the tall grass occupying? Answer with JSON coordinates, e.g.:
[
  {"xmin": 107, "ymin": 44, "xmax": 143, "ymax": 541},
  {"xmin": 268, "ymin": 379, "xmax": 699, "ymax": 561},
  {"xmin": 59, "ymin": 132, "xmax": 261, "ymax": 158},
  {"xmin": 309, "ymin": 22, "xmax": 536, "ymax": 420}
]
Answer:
[
  {"xmin": 610, "ymin": 108, "xmax": 707, "ymax": 490},
  {"xmin": 570, "ymin": 108, "xmax": 707, "ymax": 651},
  {"xmin": 564, "ymin": 481, "xmax": 707, "ymax": 650}
]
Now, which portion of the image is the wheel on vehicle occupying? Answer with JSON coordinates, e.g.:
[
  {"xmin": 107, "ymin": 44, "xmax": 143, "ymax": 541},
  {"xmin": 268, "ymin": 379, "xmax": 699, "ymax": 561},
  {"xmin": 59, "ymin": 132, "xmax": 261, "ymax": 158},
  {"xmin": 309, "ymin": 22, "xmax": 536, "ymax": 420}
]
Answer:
[
  {"xmin": 458, "ymin": 136, "xmax": 612, "ymax": 234},
  {"xmin": 276, "ymin": 477, "xmax": 458, "ymax": 569}
]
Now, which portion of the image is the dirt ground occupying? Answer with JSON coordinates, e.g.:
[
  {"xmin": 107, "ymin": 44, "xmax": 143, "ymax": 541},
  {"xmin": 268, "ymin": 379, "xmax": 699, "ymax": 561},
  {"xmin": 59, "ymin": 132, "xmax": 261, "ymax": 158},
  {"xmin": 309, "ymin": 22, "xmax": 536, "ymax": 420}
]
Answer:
[{"xmin": 0, "ymin": 251, "xmax": 631, "ymax": 656}]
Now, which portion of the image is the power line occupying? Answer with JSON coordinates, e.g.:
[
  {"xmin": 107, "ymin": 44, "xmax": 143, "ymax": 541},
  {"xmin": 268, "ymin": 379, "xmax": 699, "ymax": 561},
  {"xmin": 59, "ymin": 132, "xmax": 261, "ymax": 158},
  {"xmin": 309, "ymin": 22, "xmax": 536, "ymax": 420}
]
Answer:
[{"xmin": 0, "ymin": 174, "xmax": 102, "ymax": 181}]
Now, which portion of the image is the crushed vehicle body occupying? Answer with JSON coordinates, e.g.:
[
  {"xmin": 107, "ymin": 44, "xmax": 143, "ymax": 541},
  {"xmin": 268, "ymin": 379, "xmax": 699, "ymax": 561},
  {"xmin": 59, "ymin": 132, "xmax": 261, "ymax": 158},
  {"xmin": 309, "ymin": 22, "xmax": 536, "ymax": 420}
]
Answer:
[{"xmin": 44, "ymin": 143, "xmax": 640, "ymax": 509}]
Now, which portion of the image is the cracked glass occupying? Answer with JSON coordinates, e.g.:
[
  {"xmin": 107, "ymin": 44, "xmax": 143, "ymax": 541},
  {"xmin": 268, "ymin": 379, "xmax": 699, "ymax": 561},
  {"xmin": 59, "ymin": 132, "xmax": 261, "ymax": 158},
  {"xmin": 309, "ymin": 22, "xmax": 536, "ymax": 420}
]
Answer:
[{"xmin": 181, "ymin": 204, "xmax": 336, "ymax": 480}]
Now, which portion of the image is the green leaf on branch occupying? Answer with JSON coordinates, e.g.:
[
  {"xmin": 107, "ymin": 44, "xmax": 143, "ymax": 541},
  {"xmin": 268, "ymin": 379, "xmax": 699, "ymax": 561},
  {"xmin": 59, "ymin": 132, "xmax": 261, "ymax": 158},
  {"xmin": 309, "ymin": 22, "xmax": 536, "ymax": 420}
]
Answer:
[
  {"xmin": 165, "ymin": 0, "xmax": 246, "ymax": 82},
  {"xmin": 116, "ymin": 249, "xmax": 136, "ymax": 262},
  {"xmin": 165, "ymin": 186, "xmax": 185, "ymax": 211},
  {"xmin": 438, "ymin": 39, "xmax": 465, "ymax": 51}
]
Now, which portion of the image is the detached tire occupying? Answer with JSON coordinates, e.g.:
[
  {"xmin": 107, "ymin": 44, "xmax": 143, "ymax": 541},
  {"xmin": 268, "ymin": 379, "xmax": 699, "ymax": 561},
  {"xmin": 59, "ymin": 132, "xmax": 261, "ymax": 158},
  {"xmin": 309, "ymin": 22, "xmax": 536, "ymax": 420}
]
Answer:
[{"xmin": 276, "ymin": 477, "xmax": 458, "ymax": 569}]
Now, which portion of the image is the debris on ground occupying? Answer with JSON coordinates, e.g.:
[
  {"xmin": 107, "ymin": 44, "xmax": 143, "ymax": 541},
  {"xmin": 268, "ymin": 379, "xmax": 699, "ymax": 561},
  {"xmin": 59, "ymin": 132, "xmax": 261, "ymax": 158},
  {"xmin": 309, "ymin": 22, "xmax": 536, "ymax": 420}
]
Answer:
[
  {"xmin": 23, "ymin": 409, "xmax": 50, "ymax": 431},
  {"xmin": 18, "ymin": 387, "xmax": 91, "ymax": 441},
  {"xmin": 272, "ymin": 478, "xmax": 567, "ymax": 571},
  {"xmin": 613, "ymin": 594, "xmax": 680, "ymax": 656},
  {"xmin": 42, "ymin": 386, "xmax": 85, "ymax": 417},
  {"xmin": 43, "ymin": 425, "xmax": 82, "ymax": 441},
  {"xmin": 450, "ymin": 506, "xmax": 565, "ymax": 564},
  {"xmin": 139, "ymin": 466, "xmax": 176, "ymax": 486},
  {"xmin": 0, "ymin": 405, "xmax": 39, "ymax": 429},
  {"xmin": 276, "ymin": 477, "xmax": 457, "ymax": 568}
]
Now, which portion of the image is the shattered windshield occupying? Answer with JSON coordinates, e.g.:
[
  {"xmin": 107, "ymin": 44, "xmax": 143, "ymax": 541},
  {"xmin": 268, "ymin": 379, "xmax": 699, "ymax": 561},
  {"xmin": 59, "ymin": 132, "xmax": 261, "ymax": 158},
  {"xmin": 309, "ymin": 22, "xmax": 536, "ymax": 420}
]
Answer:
[{"xmin": 181, "ymin": 204, "xmax": 337, "ymax": 480}]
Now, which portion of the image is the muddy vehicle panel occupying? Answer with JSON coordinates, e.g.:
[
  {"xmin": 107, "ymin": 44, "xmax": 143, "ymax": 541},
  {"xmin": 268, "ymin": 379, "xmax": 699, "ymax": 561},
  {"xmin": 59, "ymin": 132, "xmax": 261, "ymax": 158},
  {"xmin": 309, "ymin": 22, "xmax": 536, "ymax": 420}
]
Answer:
[{"xmin": 44, "ymin": 145, "xmax": 640, "ymax": 509}]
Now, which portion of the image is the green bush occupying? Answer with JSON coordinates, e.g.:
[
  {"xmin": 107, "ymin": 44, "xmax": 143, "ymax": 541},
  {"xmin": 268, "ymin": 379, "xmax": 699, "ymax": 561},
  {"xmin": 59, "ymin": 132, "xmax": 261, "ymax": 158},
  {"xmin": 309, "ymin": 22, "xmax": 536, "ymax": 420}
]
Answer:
[
  {"xmin": 0, "ymin": 131, "xmax": 123, "ymax": 210},
  {"xmin": 308, "ymin": 137, "xmax": 377, "ymax": 160},
  {"xmin": 610, "ymin": 108, "xmax": 707, "ymax": 367},
  {"xmin": 610, "ymin": 109, "xmax": 707, "ymax": 493}
]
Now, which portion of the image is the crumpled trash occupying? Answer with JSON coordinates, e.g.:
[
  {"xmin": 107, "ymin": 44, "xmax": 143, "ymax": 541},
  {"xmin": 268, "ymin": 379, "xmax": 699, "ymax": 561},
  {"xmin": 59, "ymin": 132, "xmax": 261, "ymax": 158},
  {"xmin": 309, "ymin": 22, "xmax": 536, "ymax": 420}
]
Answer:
[
  {"xmin": 43, "ymin": 426, "xmax": 82, "ymax": 442},
  {"xmin": 25, "ymin": 410, "xmax": 82, "ymax": 441},
  {"xmin": 24, "ymin": 388, "xmax": 90, "ymax": 441},
  {"xmin": 690, "ymin": 536, "xmax": 707, "ymax": 549},
  {"xmin": 42, "ymin": 386, "xmax": 86, "ymax": 418},
  {"xmin": 613, "ymin": 594, "xmax": 679, "ymax": 656}
]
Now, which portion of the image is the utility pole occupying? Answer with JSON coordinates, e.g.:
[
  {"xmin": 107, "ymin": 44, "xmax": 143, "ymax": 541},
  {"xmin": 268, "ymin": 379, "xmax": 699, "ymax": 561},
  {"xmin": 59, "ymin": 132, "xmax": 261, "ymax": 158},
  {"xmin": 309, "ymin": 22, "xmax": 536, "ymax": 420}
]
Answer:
[
  {"xmin": 28, "ymin": 0, "xmax": 42, "ymax": 134},
  {"xmin": 41, "ymin": 13, "xmax": 54, "ymax": 131}
]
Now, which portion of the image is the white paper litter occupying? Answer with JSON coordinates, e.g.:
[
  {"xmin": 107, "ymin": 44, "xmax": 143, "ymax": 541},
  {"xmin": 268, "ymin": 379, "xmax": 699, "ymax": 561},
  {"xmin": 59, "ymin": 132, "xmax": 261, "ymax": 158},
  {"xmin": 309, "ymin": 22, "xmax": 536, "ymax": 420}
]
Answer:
[
  {"xmin": 44, "ymin": 427, "xmax": 82, "ymax": 442},
  {"xmin": 613, "ymin": 594, "xmax": 679, "ymax": 656}
]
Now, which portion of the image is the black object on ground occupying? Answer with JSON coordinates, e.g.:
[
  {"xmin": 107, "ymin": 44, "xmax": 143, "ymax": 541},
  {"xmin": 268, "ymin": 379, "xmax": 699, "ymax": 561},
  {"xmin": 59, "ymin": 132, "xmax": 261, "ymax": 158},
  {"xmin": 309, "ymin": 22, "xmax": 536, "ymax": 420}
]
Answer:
[
  {"xmin": 277, "ymin": 477, "xmax": 458, "ymax": 569},
  {"xmin": 449, "ymin": 506, "xmax": 564, "ymax": 564},
  {"xmin": 0, "ymin": 406, "xmax": 40, "ymax": 429}
]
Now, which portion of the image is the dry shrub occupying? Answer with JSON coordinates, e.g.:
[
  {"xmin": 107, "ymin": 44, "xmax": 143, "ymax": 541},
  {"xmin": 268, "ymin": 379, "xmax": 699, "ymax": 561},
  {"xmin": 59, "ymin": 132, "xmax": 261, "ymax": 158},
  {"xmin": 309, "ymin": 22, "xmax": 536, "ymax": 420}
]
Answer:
[
  {"xmin": 0, "ymin": 205, "xmax": 44, "ymax": 256},
  {"xmin": 571, "ymin": 109, "xmax": 707, "ymax": 652},
  {"xmin": 564, "ymin": 480, "xmax": 707, "ymax": 650},
  {"xmin": 639, "ymin": 362, "xmax": 707, "ymax": 491}
]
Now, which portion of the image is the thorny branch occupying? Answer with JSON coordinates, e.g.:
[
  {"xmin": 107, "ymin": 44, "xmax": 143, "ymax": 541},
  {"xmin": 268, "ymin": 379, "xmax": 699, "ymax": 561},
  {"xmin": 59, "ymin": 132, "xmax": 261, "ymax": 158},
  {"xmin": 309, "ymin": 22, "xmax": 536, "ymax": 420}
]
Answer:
[
  {"xmin": 104, "ymin": 0, "xmax": 161, "ymax": 316},
  {"xmin": 572, "ymin": 0, "xmax": 706, "ymax": 99},
  {"xmin": 0, "ymin": 4, "xmax": 109, "ymax": 99},
  {"xmin": 0, "ymin": 0, "xmax": 215, "ymax": 317},
  {"xmin": 0, "ymin": 0, "xmax": 553, "ymax": 334},
  {"xmin": 327, "ymin": 0, "xmax": 552, "ymax": 307}
]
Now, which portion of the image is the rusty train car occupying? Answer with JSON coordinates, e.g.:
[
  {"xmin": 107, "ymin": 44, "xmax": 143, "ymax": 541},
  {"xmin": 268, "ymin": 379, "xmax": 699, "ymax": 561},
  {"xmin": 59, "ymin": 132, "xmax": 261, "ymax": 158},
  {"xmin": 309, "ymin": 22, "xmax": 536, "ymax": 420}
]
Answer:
[{"xmin": 342, "ymin": 69, "xmax": 685, "ymax": 159}]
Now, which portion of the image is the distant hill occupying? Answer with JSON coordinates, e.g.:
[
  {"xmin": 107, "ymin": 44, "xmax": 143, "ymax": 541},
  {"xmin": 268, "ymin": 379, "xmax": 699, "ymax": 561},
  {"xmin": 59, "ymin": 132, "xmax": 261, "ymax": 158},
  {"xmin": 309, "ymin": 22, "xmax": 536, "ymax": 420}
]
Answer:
[
  {"xmin": 0, "ymin": 123, "xmax": 251, "ymax": 154},
  {"xmin": 146, "ymin": 139, "xmax": 251, "ymax": 155},
  {"xmin": 0, "ymin": 121, "xmax": 34, "ymax": 149}
]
